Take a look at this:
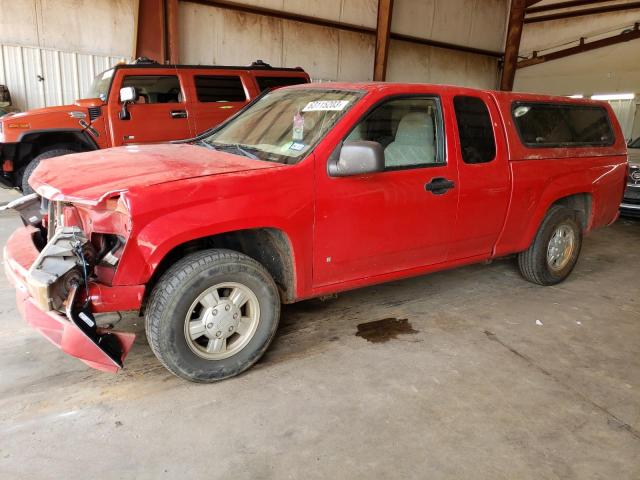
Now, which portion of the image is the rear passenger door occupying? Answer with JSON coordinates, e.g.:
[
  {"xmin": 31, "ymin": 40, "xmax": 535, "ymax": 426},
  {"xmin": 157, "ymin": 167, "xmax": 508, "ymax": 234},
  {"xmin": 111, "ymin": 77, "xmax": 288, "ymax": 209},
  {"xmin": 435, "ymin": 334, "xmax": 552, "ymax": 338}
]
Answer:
[
  {"xmin": 188, "ymin": 73, "xmax": 252, "ymax": 134},
  {"xmin": 447, "ymin": 94, "xmax": 511, "ymax": 260}
]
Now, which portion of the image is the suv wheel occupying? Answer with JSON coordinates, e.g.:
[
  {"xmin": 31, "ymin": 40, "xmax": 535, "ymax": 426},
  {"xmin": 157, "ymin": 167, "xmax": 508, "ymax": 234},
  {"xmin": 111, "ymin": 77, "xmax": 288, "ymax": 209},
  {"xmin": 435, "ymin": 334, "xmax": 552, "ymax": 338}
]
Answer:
[
  {"xmin": 21, "ymin": 148, "xmax": 76, "ymax": 194},
  {"xmin": 145, "ymin": 249, "xmax": 280, "ymax": 382},
  {"xmin": 517, "ymin": 205, "xmax": 583, "ymax": 286}
]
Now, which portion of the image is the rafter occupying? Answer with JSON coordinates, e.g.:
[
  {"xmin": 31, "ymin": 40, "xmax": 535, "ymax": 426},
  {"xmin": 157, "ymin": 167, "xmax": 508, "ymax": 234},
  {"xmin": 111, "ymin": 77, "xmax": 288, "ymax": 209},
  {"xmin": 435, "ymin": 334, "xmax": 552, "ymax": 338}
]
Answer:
[{"xmin": 517, "ymin": 23, "xmax": 640, "ymax": 68}]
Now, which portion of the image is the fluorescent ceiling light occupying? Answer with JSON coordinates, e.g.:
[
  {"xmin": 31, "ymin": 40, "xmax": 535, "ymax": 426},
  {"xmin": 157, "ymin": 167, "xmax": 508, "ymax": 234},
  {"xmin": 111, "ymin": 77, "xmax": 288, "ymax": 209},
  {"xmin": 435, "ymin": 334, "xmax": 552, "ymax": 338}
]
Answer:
[
  {"xmin": 591, "ymin": 93, "xmax": 635, "ymax": 101},
  {"xmin": 567, "ymin": 94, "xmax": 584, "ymax": 98}
]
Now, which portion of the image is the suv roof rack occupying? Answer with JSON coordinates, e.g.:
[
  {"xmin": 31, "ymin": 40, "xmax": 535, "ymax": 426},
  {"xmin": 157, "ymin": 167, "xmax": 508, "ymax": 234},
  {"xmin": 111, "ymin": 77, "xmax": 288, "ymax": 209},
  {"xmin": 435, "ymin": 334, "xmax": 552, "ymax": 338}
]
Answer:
[
  {"xmin": 250, "ymin": 60, "xmax": 272, "ymax": 68},
  {"xmin": 133, "ymin": 57, "xmax": 159, "ymax": 65}
]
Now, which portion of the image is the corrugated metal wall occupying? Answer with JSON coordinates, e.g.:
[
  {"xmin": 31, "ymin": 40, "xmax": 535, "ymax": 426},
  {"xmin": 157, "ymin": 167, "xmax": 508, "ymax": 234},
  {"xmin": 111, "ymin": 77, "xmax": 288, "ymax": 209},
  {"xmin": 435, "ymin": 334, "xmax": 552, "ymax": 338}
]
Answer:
[{"xmin": 0, "ymin": 44, "xmax": 129, "ymax": 111}]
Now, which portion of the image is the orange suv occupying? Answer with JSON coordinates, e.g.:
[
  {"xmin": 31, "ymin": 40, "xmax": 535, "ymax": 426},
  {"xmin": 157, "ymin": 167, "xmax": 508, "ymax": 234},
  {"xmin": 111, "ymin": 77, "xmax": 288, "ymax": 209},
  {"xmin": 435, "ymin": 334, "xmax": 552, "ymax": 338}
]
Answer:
[{"xmin": 0, "ymin": 58, "xmax": 310, "ymax": 192}]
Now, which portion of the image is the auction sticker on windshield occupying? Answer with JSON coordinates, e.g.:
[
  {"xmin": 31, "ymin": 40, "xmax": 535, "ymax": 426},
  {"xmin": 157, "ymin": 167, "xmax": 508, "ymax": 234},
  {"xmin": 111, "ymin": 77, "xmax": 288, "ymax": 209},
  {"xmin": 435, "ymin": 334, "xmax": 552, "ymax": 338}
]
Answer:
[{"xmin": 302, "ymin": 100, "xmax": 350, "ymax": 112}]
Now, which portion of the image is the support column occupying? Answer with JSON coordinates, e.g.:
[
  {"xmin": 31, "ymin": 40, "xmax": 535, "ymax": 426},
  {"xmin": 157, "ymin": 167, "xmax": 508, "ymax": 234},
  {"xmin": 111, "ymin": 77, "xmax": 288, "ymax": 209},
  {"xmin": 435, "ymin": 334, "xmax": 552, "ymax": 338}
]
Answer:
[{"xmin": 373, "ymin": 0, "xmax": 394, "ymax": 81}]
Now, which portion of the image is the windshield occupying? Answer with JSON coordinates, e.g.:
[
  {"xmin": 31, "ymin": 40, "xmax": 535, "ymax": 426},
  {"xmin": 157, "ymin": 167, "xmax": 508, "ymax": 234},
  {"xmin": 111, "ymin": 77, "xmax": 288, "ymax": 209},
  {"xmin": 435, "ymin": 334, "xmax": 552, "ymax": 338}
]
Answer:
[
  {"xmin": 629, "ymin": 137, "xmax": 640, "ymax": 148},
  {"xmin": 201, "ymin": 88, "xmax": 364, "ymax": 164},
  {"xmin": 86, "ymin": 68, "xmax": 115, "ymax": 101}
]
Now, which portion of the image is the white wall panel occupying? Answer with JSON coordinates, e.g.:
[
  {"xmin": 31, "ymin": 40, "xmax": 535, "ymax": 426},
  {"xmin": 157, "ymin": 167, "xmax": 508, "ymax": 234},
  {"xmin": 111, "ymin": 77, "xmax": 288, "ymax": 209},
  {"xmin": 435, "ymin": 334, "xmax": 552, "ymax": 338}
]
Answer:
[
  {"xmin": 515, "ymin": 10, "xmax": 640, "ymax": 95},
  {"xmin": 229, "ymin": 0, "xmax": 378, "ymax": 27},
  {"xmin": 282, "ymin": 22, "xmax": 340, "ymax": 80},
  {"xmin": 179, "ymin": 1, "xmax": 501, "ymax": 87},
  {"xmin": 0, "ymin": 44, "xmax": 128, "ymax": 111},
  {"xmin": 0, "ymin": 0, "xmax": 136, "ymax": 58},
  {"xmin": 392, "ymin": 0, "xmax": 508, "ymax": 52},
  {"xmin": 387, "ymin": 40, "xmax": 498, "ymax": 89}
]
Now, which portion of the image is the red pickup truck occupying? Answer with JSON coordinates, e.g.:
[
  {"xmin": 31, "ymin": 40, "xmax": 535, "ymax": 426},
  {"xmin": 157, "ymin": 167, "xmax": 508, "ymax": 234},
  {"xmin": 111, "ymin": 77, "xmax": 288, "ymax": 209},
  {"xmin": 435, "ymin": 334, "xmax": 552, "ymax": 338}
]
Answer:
[
  {"xmin": 2, "ymin": 83, "xmax": 627, "ymax": 382},
  {"xmin": 0, "ymin": 59, "xmax": 309, "ymax": 192}
]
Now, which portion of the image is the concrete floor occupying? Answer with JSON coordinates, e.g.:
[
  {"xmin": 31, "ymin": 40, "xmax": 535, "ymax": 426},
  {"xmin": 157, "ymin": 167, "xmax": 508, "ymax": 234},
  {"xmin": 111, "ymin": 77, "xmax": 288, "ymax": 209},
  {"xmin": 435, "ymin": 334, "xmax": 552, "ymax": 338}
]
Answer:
[{"xmin": 0, "ymin": 186, "xmax": 639, "ymax": 480}]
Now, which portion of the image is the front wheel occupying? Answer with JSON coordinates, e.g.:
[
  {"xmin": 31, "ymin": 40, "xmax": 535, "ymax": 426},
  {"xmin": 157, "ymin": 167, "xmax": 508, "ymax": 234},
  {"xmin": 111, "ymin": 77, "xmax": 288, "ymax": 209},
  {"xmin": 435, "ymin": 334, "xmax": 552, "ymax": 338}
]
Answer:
[
  {"xmin": 518, "ymin": 205, "xmax": 583, "ymax": 286},
  {"xmin": 145, "ymin": 249, "xmax": 280, "ymax": 382},
  {"xmin": 21, "ymin": 148, "xmax": 76, "ymax": 194}
]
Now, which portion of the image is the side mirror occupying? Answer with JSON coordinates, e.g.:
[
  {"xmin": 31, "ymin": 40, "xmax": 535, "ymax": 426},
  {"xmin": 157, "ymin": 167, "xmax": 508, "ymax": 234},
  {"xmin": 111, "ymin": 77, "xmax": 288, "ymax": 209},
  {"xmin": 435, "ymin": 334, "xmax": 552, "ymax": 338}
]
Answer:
[
  {"xmin": 119, "ymin": 86, "xmax": 138, "ymax": 103},
  {"xmin": 119, "ymin": 86, "xmax": 138, "ymax": 120},
  {"xmin": 328, "ymin": 141, "xmax": 385, "ymax": 177}
]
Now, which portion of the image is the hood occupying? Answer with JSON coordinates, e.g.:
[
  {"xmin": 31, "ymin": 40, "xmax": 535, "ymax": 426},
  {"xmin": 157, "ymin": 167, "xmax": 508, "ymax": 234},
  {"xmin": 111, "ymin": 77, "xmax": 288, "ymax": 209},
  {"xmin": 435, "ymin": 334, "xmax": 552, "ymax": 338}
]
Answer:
[
  {"xmin": 4, "ymin": 104, "xmax": 88, "ymax": 120},
  {"xmin": 30, "ymin": 143, "xmax": 283, "ymax": 205},
  {"xmin": 0, "ymin": 104, "xmax": 94, "ymax": 142},
  {"xmin": 628, "ymin": 147, "xmax": 640, "ymax": 166}
]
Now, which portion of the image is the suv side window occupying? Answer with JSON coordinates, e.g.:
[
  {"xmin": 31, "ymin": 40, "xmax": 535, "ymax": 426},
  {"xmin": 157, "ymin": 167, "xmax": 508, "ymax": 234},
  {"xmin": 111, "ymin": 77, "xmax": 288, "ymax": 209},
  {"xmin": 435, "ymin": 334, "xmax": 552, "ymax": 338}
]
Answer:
[
  {"xmin": 255, "ymin": 76, "xmax": 308, "ymax": 91},
  {"xmin": 122, "ymin": 75, "xmax": 182, "ymax": 104},
  {"xmin": 194, "ymin": 75, "xmax": 246, "ymax": 102},
  {"xmin": 345, "ymin": 97, "xmax": 444, "ymax": 169},
  {"xmin": 453, "ymin": 96, "xmax": 496, "ymax": 164}
]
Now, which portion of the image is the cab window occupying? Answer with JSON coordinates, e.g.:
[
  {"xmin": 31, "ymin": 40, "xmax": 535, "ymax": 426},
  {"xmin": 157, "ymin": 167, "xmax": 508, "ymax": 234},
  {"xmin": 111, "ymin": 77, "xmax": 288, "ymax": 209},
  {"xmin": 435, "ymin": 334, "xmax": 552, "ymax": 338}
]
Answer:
[
  {"xmin": 453, "ymin": 96, "xmax": 496, "ymax": 164},
  {"xmin": 121, "ymin": 75, "xmax": 182, "ymax": 104},
  {"xmin": 345, "ymin": 97, "xmax": 445, "ymax": 169}
]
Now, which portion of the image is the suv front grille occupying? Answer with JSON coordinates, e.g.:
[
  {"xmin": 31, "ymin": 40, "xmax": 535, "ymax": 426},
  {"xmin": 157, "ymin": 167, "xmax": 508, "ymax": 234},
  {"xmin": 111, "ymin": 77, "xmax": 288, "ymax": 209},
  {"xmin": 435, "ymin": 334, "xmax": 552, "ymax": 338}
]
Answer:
[{"xmin": 88, "ymin": 106, "xmax": 102, "ymax": 121}]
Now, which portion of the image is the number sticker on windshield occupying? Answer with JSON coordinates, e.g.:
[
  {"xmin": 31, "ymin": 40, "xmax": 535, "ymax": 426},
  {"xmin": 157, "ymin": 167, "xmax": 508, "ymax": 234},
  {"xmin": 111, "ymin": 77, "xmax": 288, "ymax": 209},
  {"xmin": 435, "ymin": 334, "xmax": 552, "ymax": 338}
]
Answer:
[{"xmin": 302, "ymin": 100, "xmax": 350, "ymax": 112}]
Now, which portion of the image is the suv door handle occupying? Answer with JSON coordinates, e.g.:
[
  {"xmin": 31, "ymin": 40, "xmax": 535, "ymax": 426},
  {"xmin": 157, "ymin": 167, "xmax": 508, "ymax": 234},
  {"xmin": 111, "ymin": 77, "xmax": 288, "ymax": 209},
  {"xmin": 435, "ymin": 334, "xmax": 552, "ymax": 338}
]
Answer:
[
  {"xmin": 170, "ymin": 110, "xmax": 187, "ymax": 119},
  {"xmin": 425, "ymin": 177, "xmax": 455, "ymax": 195}
]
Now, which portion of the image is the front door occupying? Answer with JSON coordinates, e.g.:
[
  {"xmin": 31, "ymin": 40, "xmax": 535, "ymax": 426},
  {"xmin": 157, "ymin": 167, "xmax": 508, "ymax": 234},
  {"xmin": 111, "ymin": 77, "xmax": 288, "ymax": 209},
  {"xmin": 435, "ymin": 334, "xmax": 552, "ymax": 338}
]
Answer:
[
  {"xmin": 313, "ymin": 96, "xmax": 459, "ymax": 287},
  {"xmin": 107, "ymin": 71, "xmax": 193, "ymax": 146}
]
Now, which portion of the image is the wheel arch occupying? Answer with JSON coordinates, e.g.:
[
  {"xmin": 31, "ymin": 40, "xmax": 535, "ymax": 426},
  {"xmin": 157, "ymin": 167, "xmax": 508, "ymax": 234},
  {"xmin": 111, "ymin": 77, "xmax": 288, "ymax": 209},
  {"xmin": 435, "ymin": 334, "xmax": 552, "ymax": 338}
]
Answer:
[
  {"xmin": 15, "ymin": 129, "xmax": 98, "ymax": 170},
  {"xmin": 522, "ymin": 191, "xmax": 593, "ymax": 252},
  {"xmin": 141, "ymin": 227, "xmax": 297, "ymax": 309}
]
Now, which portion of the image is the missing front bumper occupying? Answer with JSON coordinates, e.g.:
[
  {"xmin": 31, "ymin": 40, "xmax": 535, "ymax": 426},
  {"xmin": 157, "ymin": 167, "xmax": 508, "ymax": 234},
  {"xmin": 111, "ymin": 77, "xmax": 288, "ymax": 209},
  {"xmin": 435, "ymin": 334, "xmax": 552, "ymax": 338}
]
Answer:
[{"xmin": 3, "ymin": 225, "xmax": 136, "ymax": 373}]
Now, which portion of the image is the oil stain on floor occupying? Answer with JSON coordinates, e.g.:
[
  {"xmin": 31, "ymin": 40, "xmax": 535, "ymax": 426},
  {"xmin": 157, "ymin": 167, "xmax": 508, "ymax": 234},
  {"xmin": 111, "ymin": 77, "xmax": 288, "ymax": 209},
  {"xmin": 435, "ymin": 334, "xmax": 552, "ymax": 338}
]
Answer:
[{"xmin": 356, "ymin": 318, "xmax": 418, "ymax": 343}]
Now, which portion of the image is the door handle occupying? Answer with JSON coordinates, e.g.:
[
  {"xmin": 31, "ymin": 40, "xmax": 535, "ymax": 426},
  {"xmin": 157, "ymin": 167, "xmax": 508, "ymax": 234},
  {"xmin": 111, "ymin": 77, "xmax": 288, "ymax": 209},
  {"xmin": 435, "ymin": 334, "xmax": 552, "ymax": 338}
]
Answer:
[
  {"xmin": 170, "ymin": 110, "xmax": 187, "ymax": 119},
  {"xmin": 425, "ymin": 177, "xmax": 455, "ymax": 195}
]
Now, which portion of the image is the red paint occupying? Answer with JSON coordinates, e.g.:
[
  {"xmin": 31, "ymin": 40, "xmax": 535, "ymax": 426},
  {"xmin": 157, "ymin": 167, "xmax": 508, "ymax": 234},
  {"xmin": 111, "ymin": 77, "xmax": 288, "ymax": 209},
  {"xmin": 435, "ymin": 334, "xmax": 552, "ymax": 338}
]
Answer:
[
  {"xmin": 4, "ymin": 82, "xmax": 627, "ymax": 373},
  {"xmin": 3, "ymin": 227, "xmax": 135, "ymax": 372}
]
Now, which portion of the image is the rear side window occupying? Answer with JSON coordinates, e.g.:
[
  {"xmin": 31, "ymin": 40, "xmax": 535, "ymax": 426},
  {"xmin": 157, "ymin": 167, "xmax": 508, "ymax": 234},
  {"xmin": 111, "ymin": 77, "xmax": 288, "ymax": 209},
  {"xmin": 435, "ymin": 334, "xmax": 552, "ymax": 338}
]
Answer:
[
  {"xmin": 453, "ymin": 96, "xmax": 496, "ymax": 164},
  {"xmin": 255, "ymin": 76, "xmax": 308, "ymax": 91},
  {"xmin": 195, "ymin": 75, "xmax": 246, "ymax": 102},
  {"xmin": 512, "ymin": 102, "xmax": 614, "ymax": 147}
]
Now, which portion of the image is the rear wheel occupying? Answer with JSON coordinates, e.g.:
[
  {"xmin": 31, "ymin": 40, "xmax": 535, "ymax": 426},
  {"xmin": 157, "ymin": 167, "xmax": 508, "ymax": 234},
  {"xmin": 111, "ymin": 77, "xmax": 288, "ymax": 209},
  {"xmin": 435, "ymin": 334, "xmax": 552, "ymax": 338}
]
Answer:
[
  {"xmin": 518, "ymin": 205, "xmax": 582, "ymax": 286},
  {"xmin": 21, "ymin": 148, "xmax": 76, "ymax": 194},
  {"xmin": 145, "ymin": 249, "xmax": 280, "ymax": 382}
]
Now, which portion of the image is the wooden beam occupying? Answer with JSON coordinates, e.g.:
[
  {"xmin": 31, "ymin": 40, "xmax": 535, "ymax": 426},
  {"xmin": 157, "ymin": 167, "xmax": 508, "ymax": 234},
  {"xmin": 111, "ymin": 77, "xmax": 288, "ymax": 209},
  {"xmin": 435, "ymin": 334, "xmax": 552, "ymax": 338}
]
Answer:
[
  {"xmin": 373, "ymin": 0, "xmax": 394, "ymax": 81},
  {"xmin": 525, "ymin": 1, "xmax": 640, "ymax": 23},
  {"xmin": 527, "ymin": 0, "xmax": 618, "ymax": 14},
  {"xmin": 390, "ymin": 33, "xmax": 502, "ymax": 57},
  {"xmin": 517, "ymin": 23, "xmax": 640, "ymax": 68},
  {"xmin": 182, "ymin": 0, "xmax": 503, "ymax": 58},
  {"xmin": 136, "ymin": 0, "xmax": 167, "ymax": 62},
  {"xmin": 166, "ymin": 0, "xmax": 180, "ymax": 63},
  {"xmin": 500, "ymin": 0, "xmax": 527, "ymax": 90}
]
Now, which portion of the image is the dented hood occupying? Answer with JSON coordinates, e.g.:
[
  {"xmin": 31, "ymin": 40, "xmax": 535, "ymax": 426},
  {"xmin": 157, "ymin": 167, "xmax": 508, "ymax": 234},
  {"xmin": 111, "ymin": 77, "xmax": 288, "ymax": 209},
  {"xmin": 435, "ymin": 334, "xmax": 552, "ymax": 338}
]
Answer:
[{"xmin": 29, "ymin": 143, "xmax": 282, "ymax": 205}]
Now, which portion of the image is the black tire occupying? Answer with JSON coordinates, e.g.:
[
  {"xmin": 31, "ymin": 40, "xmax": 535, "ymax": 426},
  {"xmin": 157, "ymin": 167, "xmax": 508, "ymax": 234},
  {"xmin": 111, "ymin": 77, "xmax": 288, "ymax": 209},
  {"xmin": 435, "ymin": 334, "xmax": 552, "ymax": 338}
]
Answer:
[
  {"xmin": 21, "ymin": 148, "xmax": 76, "ymax": 194},
  {"xmin": 518, "ymin": 205, "xmax": 583, "ymax": 286},
  {"xmin": 145, "ymin": 249, "xmax": 281, "ymax": 382}
]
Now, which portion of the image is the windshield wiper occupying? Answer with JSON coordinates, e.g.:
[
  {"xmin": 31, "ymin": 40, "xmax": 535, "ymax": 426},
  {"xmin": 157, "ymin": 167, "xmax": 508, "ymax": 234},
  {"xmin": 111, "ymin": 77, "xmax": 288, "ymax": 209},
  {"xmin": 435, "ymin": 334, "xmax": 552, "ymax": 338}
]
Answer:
[
  {"xmin": 215, "ymin": 143, "xmax": 259, "ymax": 160},
  {"xmin": 194, "ymin": 139, "xmax": 216, "ymax": 150}
]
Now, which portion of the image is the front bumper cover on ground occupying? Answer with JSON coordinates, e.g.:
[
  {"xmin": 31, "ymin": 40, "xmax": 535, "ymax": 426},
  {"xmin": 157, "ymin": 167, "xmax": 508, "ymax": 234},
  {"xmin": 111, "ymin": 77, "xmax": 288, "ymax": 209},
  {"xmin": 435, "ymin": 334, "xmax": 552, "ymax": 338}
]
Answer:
[{"xmin": 3, "ymin": 225, "xmax": 136, "ymax": 373}]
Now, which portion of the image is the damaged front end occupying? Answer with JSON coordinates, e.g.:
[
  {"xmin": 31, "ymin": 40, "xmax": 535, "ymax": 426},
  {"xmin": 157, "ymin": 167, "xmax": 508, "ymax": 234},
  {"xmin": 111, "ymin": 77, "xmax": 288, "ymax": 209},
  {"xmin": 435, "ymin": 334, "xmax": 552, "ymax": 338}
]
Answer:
[{"xmin": 2, "ymin": 193, "xmax": 136, "ymax": 372}]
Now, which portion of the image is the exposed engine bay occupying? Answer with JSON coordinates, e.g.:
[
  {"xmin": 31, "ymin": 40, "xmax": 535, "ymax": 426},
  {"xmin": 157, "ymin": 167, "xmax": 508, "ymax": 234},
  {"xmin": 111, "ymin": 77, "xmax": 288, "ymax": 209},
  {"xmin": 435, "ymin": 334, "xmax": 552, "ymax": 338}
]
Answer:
[{"xmin": 1, "ymin": 193, "xmax": 127, "ymax": 366}]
